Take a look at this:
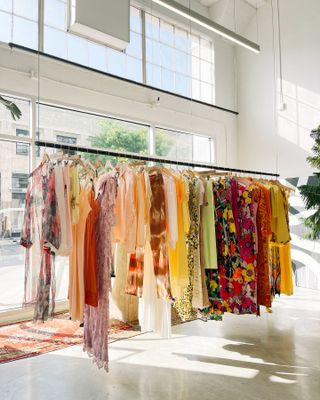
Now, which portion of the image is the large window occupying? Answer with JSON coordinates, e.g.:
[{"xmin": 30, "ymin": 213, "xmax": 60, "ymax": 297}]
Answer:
[
  {"xmin": 0, "ymin": 138, "xmax": 30, "ymax": 311},
  {"xmin": 0, "ymin": 0, "xmax": 38, "ymax": 49},
  {"xmin": 0, "ymin": 1, "xmax": 215, "ymax": 104},
  {"xmin": 37, "ymin": 104, "xmax": 150, "ymax": 161},
  {"xmin": 145, "ymin": 12, "xmax": 215, "ymax": 103},
  {"xmin": 0, "ymin": 92, "xmax": 214, "ymax": 314},
  {"xmin": 43, "ymin": 2, "xmax": 143, "ymax": 82},
  {"xmin": 155, "ymin": 127, "xmax": 213, "ymax": 163}
]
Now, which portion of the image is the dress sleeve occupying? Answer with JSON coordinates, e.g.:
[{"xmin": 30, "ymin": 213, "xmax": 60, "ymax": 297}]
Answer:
[
  {"xmin": 43, "ymin": 168, "xmax": 61, "ymax": 253},
  {"xmin": 20, "ymin": 177, "xmax": 33, "ymax": 249},
  {"xmin": 182, "ymin": 178, "xmax": 190, "ymax": 234}
]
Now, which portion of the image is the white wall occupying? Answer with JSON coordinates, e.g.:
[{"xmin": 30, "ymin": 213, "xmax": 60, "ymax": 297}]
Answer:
[
  {"xmin": 0, "ymin": 43, "xmax": 238, "ymax": 168},
  {"xmin": 237, "ymin": 0, "xmax": 320, "ymax": 177}
]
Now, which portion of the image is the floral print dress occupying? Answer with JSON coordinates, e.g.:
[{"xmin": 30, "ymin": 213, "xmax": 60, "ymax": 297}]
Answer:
[
  {"xmin": 200, "ymin": 178, "xmax": 258, "ymax": 320},
  {"xmin": 235, "ymin": 181, "xmax": 258, "ymax": 315}
]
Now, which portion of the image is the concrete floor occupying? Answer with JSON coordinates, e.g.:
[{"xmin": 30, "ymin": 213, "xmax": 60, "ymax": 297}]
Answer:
[{"xmin": 1, "ymin": 287, "xmax": 320, "ymax": 400}]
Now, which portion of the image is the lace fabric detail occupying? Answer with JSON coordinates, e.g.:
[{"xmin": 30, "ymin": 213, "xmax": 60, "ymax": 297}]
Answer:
[{"xmin": 83, "ymin": 173, "xmax": 117, "ymax": 371}]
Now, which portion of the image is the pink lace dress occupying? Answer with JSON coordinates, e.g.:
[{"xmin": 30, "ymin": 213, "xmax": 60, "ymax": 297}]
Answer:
[
  {"xmin": 83, "ymin": 173, "xmax": 117, "ymax": 371},
  {"xmin": 21, "ymin": 163, "xmax": 61, "ymax": 322}
]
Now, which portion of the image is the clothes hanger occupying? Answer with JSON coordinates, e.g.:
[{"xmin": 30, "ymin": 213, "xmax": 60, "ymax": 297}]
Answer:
[
  {"xmin": 41, "ymin": 150, "xmax": 50, "ymax": 165},
  {"xmin": 271, "ymin": 179, "xmax": 294, "ymax": 193},
  {"xmin": 128, "ymin": 160, "xmax": 146, "ymax": 168}
]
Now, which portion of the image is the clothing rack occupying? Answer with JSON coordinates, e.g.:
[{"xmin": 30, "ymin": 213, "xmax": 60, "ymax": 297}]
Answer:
[{"xmin": 35, "ymin": 140, "xmax": 280, "ymax": 177}]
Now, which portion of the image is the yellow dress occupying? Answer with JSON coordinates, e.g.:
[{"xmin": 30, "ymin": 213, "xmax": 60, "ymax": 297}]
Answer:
[
  {"xmin": 268, "ymin": 182, "xmax": 293, "ymax": 296},
  {"xmin": 269, "ymin": 184, "xmax": 291, "ymax": 243},
  {"xmin": 279, "ymin": 244, "xmax": 294, "ymax": 295},
  {"xmin": 168, "ymin": 176, "xmax": 189, "ymax": 299},
  {"xmin": 69, "ymin": 187, "xmax": 91, "ymax": 321}
]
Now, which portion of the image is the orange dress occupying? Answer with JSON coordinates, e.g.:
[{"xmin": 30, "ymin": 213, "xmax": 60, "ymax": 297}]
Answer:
[{"xmin": 84, "ymin": 189, "xmax": 100, "ymax": 307}]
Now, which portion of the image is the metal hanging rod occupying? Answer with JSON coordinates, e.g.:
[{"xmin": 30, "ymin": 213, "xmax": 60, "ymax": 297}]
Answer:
[
  {"xmin": 9, "ymin": 43, "xmax": 239, "ymax": 116},
  {"xmin": 35, "ymin": 140, "xmax": 279, "ymax": 177}
]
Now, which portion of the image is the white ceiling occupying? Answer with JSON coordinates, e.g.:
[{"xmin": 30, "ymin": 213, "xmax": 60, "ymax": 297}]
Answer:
[
  {"xmin": 243, "ymin": 0, "xmax": 267, "ymax": 8},
  {"xmin": 197, "ymin": 0, "xmax": 218, "ymax": 6},
  {"xmin": 195, "ymin": 0, "xmax": 268, "ymax": 39},
  {"xmin": 197, "ymin": 0, "xmax": 267, "ymax": 9}
]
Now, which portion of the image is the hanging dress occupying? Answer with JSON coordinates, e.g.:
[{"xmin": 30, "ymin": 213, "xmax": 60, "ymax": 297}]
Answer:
[
  {"xmin": 84, "ymin": 189, "xmax": 100, "ymax": 307},
  {"xmin": 235, "ymin": 180, "xmax": 258, "ymax": 314},
  {"xmin": 69, "ymin": 187, "xmax": 91, "ymax": 321},
  {"xmin": 21, "ymin": 163, "xmax": 61, "ymax": 322},
  {"xmin": 254, "ymin": 182, "xmax": 273, "ymax": 308},
  {"xmin": 55, "ymin": 163, "xmax": 73, "ymax": 256},
  {"xmin": 83, "ymin": 173, "xmax": 117, "ymax": 371}
]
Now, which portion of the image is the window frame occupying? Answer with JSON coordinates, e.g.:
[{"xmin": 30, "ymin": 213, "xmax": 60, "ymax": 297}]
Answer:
[
  {"xmin": 15, "ymin": 128, "xmax": 30, "ymax": 155},
  {"xmin": 0, "ymin": 90, "xmax": 215, "ymax": 323},
  {"xmin": 0, "ymin": 1, "xmax": 216, "ymax": 105}
]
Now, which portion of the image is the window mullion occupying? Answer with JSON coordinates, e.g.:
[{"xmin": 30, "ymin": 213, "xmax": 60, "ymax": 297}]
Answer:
[
  {"xmin": 30, "ymin": 99, "xmax": 37, "ymax": 172},
  {"xmin": 38, "ymin": 0, "xmax": 44, "ymax": 52},
  {"xmin": 149, "ymin": 124, "xmax": 155, "ymax": 156},
  {"xmin": 141, "ymin": 9, "xmax": 147, "ymax": 85}
]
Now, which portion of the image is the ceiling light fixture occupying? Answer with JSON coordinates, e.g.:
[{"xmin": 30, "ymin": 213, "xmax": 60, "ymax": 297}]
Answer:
[{"xmin": 152, "ymin": 0, "xmax": 260, "ymax": 53}]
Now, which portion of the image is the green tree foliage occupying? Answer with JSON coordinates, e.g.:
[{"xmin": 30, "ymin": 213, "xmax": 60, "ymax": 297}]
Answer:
[
  {"xmin": 299, "ymin": 126, "xmax": 320, "ymax": 240},
  {"xmin": 84, "ymin": 120, "xmax": 174, "ymax": 165},
  {"xmin": 155, "ymin": 129, "xmax": 174, "ymax": 157},
  {"xmin": 0, "ymin": 95, "xmax": 21, "ymax": 120}
]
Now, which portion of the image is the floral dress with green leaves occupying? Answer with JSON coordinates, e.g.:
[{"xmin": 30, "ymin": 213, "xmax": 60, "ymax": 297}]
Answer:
[{"xmin": 200, "ymin": 178, "xmax": 258, "ymax": 320}]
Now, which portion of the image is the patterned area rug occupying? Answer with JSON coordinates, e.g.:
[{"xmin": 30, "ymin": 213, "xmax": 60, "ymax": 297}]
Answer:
[
  {"xmin": 0, "ymin": 314, "xmax": 140, "ymax": 365},
  {"xmin": 0, "ymin": 308, "xmax": 195, "ymax": 365}
]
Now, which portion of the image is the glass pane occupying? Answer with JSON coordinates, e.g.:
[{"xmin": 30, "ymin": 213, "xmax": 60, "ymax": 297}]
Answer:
[
  {"xmin": 212, "ymin": 85, "xmax": 216, "ymax": 104},
  {"xmin": 44, "ymin": 26, "xmax": 67, "ymax": 59},
  {"xmin": 0, "ymin": 140, "xmax": 29, "ymax": 311},
  {"xmin": 193, "ymin": 135, "xmax": 211, "ymax": 162},
  {"xmin": 173, "ymin": 131, "xmax": 192, "ymax": 160},
  {"xmin": 155, "ymin": 128, "xmax": 192, "ymax": 161},
  {"xmin": 201, "ymin": 81, "xmax": 212, "ymax": 103},
  {"xmin": 146, "ymin": 63, "xmax": 161, "ymax": 88},
  {"xmin": 190, "ymin": 34, "xmax": 200, "ymax": 57},
  {"xmin": 146, "ymin": 38, "xmax": 161, "ymax": 65},
  {"xmin": 145, "ymin": 14, "xmax": 159, "ymax": 40},
  {"xmin": 0, "ymin": 96, "xmax": 30, "ymax": 137},
  {"xmin": 144, "ymin": 12, "xmax": 214, "ymax": 103},
  {"xmin": 175, "ymin": 50, "xmax": 188, "ymax": 75},
  {"xmin": 162, "ymin": 68, "xmax": 174, "ymax": 91},
  {"xmin": 126, "ymin": 56, "xmax": 142, "ymax": 82},
  {"xmin": 44, "ymin": 0, "xmax": 66, "ymax": 30},
  {"xmin": 130, "ymin": 6, "xmax": 141, "ymax": 34},
  {"xmin": 67, "ymin": 33, "xmax": 88, "ymax": 64},
  {"xmin": 0, "ymin": 10, "xmax": 12, "ymax": 42},
  {"xmin": 0, "ymin": 0, "xmax": 12, "ymax": 12},
  {"xmin": 192, "ymin": 79, "xmax": 201, "ymax": 100},
  {"xmin": 175, "ymin": 27, "xmax": 188, "ymax": 52},
  {"xmin": 200, "ymin": 60, "xmax": 213, "ymax": 83},
  {"xmin": 160, "ymin": 20, "xmax": 174, "ymax": 45},
  {"xmin": 88, "ymin": 41, "xmax": 107, "ymax": 71},
  {"xmin": 14, "ymin": 0, "xmax": 38, "ymax": 21},
  {"xmin": 107, "ymin": 48, "xmax": 126, "ymax": 77},
  {"xmin": 13, "ymin": 16, "xmax": 38, "ymax": 49},
  {"xmin": 200, "ymin": 38, "xmax": 212, "ymax": 62},
  {"xmin": 126, "ymin": 31, "xmax": 142, "ymax": 59},
  {"xmin": 191, "ymin": 56, "xmax": 200, "ymax": 79},
  {"xmin": 37, "ymin": 104, "xmax": 149, "ymax": 161},
  {"xmin": 175, "ymin": 74, "xmax": 191, "ymax": 97},
  {"xmin": 161, "ymin": 44, "xmax": 174, "ymax": 69}
]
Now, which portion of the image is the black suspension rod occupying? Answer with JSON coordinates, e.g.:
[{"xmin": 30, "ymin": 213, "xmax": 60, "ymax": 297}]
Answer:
[{"xmin": 35, "ymin": 140, "xmax": 280, "ymax": 177}]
